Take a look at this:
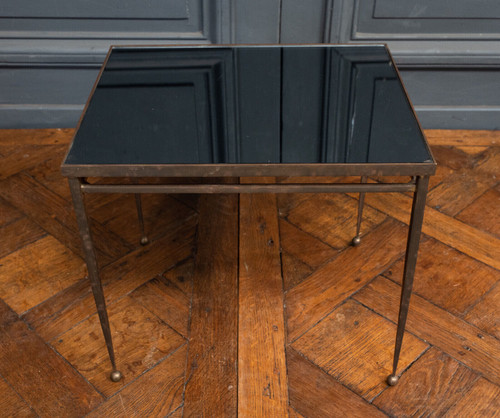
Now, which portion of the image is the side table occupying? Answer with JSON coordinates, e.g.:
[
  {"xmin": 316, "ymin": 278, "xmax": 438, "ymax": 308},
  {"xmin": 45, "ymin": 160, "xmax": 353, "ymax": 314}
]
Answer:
[{"xmin": 61, "ymin": 44, "xmax": 436, "ymax": 386}]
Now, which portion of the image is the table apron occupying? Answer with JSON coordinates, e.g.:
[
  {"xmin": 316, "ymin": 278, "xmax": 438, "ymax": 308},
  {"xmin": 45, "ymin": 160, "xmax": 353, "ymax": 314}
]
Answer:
[{"xmin": 79, "ymin": 182, "xmax": 416, "ymax": 194}]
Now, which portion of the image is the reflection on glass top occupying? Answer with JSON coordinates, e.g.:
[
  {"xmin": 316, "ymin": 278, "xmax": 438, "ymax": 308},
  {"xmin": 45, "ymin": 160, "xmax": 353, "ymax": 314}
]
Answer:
[{"xmin": 64, "ymin": 45, "xmax": 432, "ymax": 166}]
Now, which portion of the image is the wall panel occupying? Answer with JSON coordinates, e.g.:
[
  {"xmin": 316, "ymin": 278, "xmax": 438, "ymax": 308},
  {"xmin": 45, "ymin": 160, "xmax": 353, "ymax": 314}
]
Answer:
[
  {"xmin": 0, "ymin": 0, "xmax": 231, "ymax": 128},
  {"xmin": 331, "ymin": 0, "xmax": 500, "ymax": 128},
  {"xmin": 1, "ymin": 0, "xmax": 499, "ymax": 129}
]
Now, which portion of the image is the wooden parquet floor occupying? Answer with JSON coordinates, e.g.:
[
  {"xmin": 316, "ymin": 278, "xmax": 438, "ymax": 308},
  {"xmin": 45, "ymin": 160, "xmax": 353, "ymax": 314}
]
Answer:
[{"xmin": 0, "ymin": 129, "xmax": 499, "ymax": 417}]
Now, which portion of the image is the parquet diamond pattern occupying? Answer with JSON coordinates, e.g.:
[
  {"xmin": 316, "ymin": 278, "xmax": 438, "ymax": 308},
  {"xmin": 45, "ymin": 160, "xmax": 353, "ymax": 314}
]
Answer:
[{"xmin": 0, "ymin": 129, "xmax": 498, "ymax": 416}]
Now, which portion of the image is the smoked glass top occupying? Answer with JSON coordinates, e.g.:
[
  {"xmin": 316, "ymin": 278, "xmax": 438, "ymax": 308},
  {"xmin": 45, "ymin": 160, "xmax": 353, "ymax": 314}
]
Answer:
[{"xmin": 64, "ymin": 45, "xmax": 433, "ymax": 166}]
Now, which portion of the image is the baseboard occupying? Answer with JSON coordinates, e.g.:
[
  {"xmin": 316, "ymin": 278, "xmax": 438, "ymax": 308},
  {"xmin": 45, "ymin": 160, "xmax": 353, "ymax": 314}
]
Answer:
[
  {"xmin": 0, "ymin": 105, "xmax": 84, "ymax": 129},
  {"xmin": 415, "ymin": 106, "xmax": 500, "ymax": 130}
]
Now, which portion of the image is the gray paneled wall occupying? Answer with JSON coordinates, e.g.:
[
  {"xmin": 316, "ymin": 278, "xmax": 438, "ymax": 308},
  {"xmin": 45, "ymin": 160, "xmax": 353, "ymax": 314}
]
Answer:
[
  {"xmin": 336, "ymin": 0, "xmax": 500, "ymax": 129},
  {"xmin": 1, "ymin": 0, "xmax": 499, "ymax": 129},
  {"xmin": 0, "ymin": 0, "xmax": 231, "ymax": 128}
]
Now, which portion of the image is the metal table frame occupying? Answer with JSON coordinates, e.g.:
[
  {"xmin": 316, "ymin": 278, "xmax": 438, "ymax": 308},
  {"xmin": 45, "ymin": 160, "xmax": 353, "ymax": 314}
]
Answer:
[
  {"xmin": 62, "ymin": 160, "xmax": 434, "ymax": 386},
  {"xmin": 61, "ymin": 43, "xmax": 436, "ymax": 386}
]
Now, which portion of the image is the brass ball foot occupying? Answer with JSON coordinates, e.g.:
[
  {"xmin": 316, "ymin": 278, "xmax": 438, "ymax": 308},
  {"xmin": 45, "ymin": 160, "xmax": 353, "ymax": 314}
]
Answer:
[
  {"xmin": 140, "ymin": 236, "xmax": 149, "ymax": 246},
  {"xmin": 110, "ymin": 370, "xmax": 123, "ymax": 382},
  {"xmin": 352, "ymin": 236, "xmax": 361, "ymax": 247},
  {"xmin": 387, "ymin": 374, "xmax": 399, "ymax": 386}
]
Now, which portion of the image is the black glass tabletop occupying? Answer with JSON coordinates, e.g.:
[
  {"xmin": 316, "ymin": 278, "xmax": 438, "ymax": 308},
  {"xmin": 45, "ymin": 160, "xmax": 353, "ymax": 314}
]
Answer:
[{"xmin": 63, "ymin": 44, "xmax": 433, "ymax": 167}]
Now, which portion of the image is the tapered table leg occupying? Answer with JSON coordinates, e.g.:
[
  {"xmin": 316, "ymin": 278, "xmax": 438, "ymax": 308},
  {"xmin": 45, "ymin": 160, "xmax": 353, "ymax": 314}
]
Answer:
[
  {"xmin": 352, "ymin": 175, "xmax": 367, "ymax": 246},
  {"xmin": 134, "ymin": 194, "xmax": 149, "ymax": 245},
  {"xmin": 387, "ymin": 175, "xmax": 429, "ymax": 386},
  {"xmin": 68, "ymin": 177, "xmax": 122, "ymax": 382}
]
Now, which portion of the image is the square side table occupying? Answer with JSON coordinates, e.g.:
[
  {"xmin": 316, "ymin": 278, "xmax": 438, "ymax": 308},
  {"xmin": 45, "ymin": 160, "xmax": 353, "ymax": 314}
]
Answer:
[{"xmin": 61, "ymin": 44, "xmax": 436, "ymax": 386}]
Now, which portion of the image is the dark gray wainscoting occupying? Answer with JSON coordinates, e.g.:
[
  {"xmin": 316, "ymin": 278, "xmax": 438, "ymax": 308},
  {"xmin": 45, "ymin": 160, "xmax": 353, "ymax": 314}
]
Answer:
[
  {"xmin": 281, "ymin": 0, "xmax": 500, "ymax": 129},
  {"xmin": 1, "ymin": 0, "xmax": 499, "ymax": 129},
  {"xmin": 343, "ymin": 0, "xmax": 500, "ymax": 129},
  {"xmin": 0, "ymin": 0, "xmax": 232, "ymax": 128}
]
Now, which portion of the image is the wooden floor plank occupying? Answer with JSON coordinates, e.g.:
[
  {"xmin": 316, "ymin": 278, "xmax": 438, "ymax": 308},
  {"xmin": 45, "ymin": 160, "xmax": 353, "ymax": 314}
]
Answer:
[
  {"xmin": 373, "ymin": 347, "xmax": 478, "ymax": 416},
  {"xmin": 287, "ymin": 348, "xmax": 386, "ymax": 417},
  {"xmin": 52, "ymin": 295, "xmax": 185, "ymax": 398},
  {"xmin": 279, "ymin": 210, "xmax": 339, "ymax": 291},
  {"xmin": 162, "ymin": 258, "xmax": 194, "ymax": 297},
  {"xmin": 354, "ymin": 277, "xmax": 500, "ymax": 385},
  {"xmin": 424, "ymin": 129, "xmax": 500, "ymax": 146},
  {"xmin": 0, "ymin": 216, "xmax": 46, "ymax": 259},
  {"xmin": 0, "ymin": 376, "xmax": 36, "ymax": 418},
  {"xmin": 87, "ymin": 345, "xmax": 187, "ymax": 417},
  {"xmin": 23, "ymin": 219, "xmax": 196, "ymax": 342},
  {"xmin": 0, "ymin": 173, "xmax": 133, "ymax": 265},
  {"xmin": 88, "ymin": 193, "xmax": 196, "ymax": 248},
  {"xmin": 285, "ymin": 193, "xmax": 386, "ymax": 249},
  {"xmin": 456, "ymin": 185, "xmax": 500, "ymax": 238},
  {"xmin": 238, "ymin": 192, "xmax": 289, "ymax": 416},
  {"xmin": 0, "ymin": 196, "xmax": 24, "ymax": 227},
  {"xmin": 132, "ymin": 274, "xmax": 191, "ymax": 338},
  {"xmin": 183, "ymin": 194, "xmax": 239, "ymax": 417},
  {"xmin": 384, "ymin": 236, "xmax": 499, "ymax": 317},
  {"xmin": 0, "ymin": 128, "xmax": 74, "ymax": 145},
  {"xmin": 26, "ymin": 154, "xmax": 73, "ymax": 201},
  {"xmin": 465, "ymin": 282, "xmax": 500, "ymax": 340},
  {"xmin": 443, "ymin": 377, "xmax": 500, "ymax": 417},
  {"xmin": 292, "ymin": 299, "xmax": 428, "ymax": 400},
  {"xmin": 455, "ymin": 146, "xmax": 490, "ymax": 155},
  {"xmin": 282, "ymin": 251, "xmax": 315, "ymax": 291},
  {"xmin": 426, "ymin": 170, "xmax": 494, "ymax": 216},
  {"xmin": 475, "ymin": 146, "xmax": 500, "ymax": 179},
  {"xmin": 0, "ymin": 235, "xmax": 86, "ymax": 314},
  {"xmin": 0, "ymin": 144, "xmax": 68, "ymax": 180},
  {"xmin": 21, "ymin": 277, "xmax": 91, "ymax": 340},
  {"xmin": 279, "ymin": 218, "xmax": 338, "ymax": 269},
  {"xmin": 288, "ymin": 406, "xmax": 306, "ymax": 418},
  {"xmin": 286, "ymin": 219, "xmax": 408, "ymax": 342},
  {"xmin": 362, "ymin": 192, "xmax": 500, "ymax": 270},
  {"xmin": 430, "ymin": 145, "xmax": 479, "ymax": 172},
  {"xmin": 0, "ymin": 299, "xmax": 103, "ymax": 416},
  {"xmin": 0, "ymin": 129, "xmax": 498, "ymax": 415}
]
